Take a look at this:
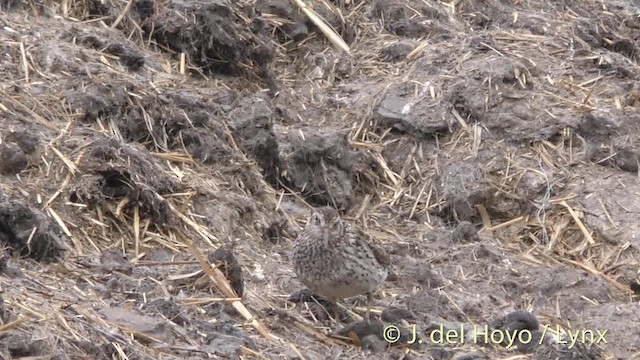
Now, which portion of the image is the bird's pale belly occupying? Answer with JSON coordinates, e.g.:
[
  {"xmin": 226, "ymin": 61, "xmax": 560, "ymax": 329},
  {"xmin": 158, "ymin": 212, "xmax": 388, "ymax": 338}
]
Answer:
[
  {"xmin": 308, "ymin": 281, "xmax": 372, "ymax": 299},
  {"xmin": 300, "ymin": 267, "xmax": 387, "ymax": 300}
]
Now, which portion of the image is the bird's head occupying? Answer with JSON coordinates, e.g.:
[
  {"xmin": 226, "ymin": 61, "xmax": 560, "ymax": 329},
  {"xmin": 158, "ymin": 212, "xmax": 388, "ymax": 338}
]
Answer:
[
  {"xmin": 305, "ymin": 207, "xmax": 342, "ymax": 231},
  {"xmin": 307, "ymin": 211, "xmax": 326, "ymax": 227},
  {"xmin": 318, "ymin": 206, "xmax": 341, "ymax": 224}
]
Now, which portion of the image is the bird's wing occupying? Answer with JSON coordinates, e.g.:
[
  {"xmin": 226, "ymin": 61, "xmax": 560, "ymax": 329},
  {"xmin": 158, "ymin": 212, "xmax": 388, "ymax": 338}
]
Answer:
[
  {"xmin": 370, "ymin": 241, "xmax": 391, "ymax": 267},
  {"xmin": 344, "ymin": 223, "xmax": 391, "ymax": 267}
]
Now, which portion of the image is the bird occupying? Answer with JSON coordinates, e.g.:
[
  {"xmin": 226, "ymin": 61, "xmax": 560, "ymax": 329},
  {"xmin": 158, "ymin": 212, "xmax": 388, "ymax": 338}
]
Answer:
[{"xmin": 291, "ymin": 206, "xmax": 390, "ymax": 323}]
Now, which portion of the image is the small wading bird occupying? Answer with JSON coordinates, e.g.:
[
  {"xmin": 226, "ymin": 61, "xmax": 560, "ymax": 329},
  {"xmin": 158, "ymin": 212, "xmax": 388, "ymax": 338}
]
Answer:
[{"xmin": 292, "ymin": 206, "xmax": 389, "ymax": 323}]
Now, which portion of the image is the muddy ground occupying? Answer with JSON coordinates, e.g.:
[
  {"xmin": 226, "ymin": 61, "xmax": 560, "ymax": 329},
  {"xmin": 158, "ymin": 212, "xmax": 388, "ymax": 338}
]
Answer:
[{"xmin": 0, "ymin": 0, "xmax": 639, "ymax": 359}]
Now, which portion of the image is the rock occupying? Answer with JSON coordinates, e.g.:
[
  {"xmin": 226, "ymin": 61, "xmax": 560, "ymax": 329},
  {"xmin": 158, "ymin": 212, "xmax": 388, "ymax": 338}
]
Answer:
[
  {"xmin": 208, "ymin": 247, "xmax": 244, "ymax": 297},
  {"xmin": 375, "ymin": 82, "xmax": 450, "ymax": 136}
]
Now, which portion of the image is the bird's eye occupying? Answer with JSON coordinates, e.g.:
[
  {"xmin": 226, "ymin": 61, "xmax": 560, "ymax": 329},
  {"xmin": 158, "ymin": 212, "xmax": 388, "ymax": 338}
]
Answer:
[{"xmin": 309, "ymin": 213, "xmax": 321, "ymax": 225}]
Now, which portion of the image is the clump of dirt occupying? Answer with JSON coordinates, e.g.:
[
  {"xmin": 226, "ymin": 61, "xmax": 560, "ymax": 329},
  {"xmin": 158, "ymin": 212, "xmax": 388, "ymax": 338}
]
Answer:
[
  {"xmin": 576, "ymin": 110, "xmax": 640, "ymax": 172},
  {"xmin": 144, "ymin": 0, "xmax": 274, "ymax": 87},
  {"xmin": 0, "ymin": 143, "xmax": 28, "ymax": 175},
  {"xmin": 230, "ymin": 96, "xmax": 361, "ymax": 208},
  {"xmin": 68, "ymin": 136, "xmax": 181, "ymax": 226},
  {"xmin": 0, "ymin": 130, "xmax": 40, "ymax": 175},
  {"xmin": 64, "ymin": 82, "xmax": 236, "ymax": 164},
  {"xmin": 375, "ymin": 82, "xmax": 451, "ymax": 135},
  {"xmin": 274, "ymin": 125, "xmax": 360, "ymax": 208},
  {"xmin": 379, "ymin": 40, "xmax": 416, "ymax": 62},
  {"xmin": 0, "ymin": 200, "xmax": 67, "ymax": 261},
  {"xmin": 208, "ymin": 247, "xmax": 244, "ymax": 297},
  {"xmin": 372, "ymin": 0, "xmax": 455, "ymax": 38},
  {"xmin": 64, "ymin": 29, "xmax": 145, "ymax": 71},
  {"xmin": 255, "ymin": 0, "xmax": 309, "ymax": 42},
  {"xmin": 229, "ymin": 94, "xmax": 283, "ymax": 184},
  {"xmin": 0, "ymin": 331, "xmax": 56, "ymax": 359}
]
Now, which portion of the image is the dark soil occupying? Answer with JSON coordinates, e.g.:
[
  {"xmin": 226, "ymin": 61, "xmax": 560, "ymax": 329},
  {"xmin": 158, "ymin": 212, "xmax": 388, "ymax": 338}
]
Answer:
[{"xmin": 0, "ymin": 0, "xmax": 639, "ymax": 359}]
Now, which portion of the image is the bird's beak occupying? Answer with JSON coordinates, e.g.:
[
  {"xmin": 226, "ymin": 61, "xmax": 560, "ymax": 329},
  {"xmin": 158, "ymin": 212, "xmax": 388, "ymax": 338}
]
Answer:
[{"xmin": 322, "ymin": 227, "xmax": 329, "ymax": 244}]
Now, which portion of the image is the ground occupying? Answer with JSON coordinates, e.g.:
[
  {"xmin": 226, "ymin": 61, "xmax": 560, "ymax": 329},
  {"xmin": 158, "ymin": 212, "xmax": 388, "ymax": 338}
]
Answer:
[{"xmin": 0, "ymin": 0, "xmax": 639, "ymax": 359}]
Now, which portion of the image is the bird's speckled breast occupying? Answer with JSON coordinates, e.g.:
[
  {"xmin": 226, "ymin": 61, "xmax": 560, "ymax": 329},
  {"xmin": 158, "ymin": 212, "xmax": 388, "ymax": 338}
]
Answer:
[{"xmin": 292, "ymin": 223, "xmax": 387, "ymax": 300}]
